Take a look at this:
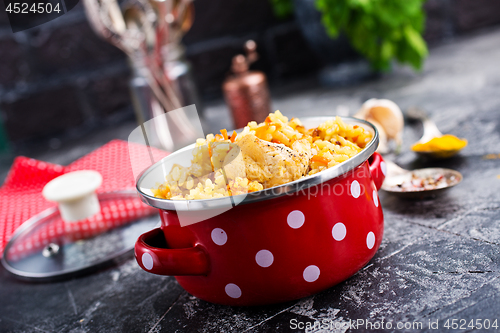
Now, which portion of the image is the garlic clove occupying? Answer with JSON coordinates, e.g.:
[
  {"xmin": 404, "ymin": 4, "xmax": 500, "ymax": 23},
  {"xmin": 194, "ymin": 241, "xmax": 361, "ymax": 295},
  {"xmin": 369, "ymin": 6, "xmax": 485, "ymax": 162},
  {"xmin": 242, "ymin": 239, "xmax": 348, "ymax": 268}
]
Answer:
[
  {"xmin": 356, "ymin": 98, "xmax": 404, "ymax": 142},
  {"xmin": 367, "ymin": 118, "xmax": 389, "ymax": 154}
]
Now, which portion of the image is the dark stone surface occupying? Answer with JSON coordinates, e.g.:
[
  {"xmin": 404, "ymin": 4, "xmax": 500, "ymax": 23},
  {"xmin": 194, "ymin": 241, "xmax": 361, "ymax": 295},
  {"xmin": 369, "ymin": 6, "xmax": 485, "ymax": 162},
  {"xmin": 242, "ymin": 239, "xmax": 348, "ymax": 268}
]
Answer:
[
  {"xmin": 453, "ymin": 0, "xmax": 500, "ymax": 33},
  {"xmin": 0, "ymin": 0, "xmax": 10, "ymax": 26},
  {"xmin": 182, "ymin": 0, "xmax": 279, "ymax": 45},
  {"xmin": 0, "ymin": 60, "xmax": 132, "ymax": 146},
  {"xmin": 1, "ymin": 85, "xmax": 85, "ymax": 141},
  {"xmin": 0, "ymin": 260, "xmax": 185, "ymax": 332},
  {"xmin": 423, "ymin": 0, "xmax": 452, "ymax": 43},
  {"xmin": 3, "ymin": 0, "xmax": 500, "ymax": 144},
  {"xmin": 186, "ymin": 39, "xmax": 247, "ymax": 100},
  {"xmin": 264, "ymin": 23, "xmax": 321, "ymax": 79},
  {"xmin": 292, "ymin": 0, "xmax": 360, "ymax": 67},
  {"xmin": 84, "ymin": 72, "xmax": 132, "ymax": 118},
  {"xmin": 185, "ymin": 21, "xmax": 321, "ymax": 99},
  {"xmin": 2, "ymin": 27, "xmax": 500, "ymax": 333},
  {"xmin": 0, "ymin": 37, "xmax": 29, "ymax": 86},
  {"xmin": 29, "ymin": 20, "xmax": 125, "ymax": 77}
]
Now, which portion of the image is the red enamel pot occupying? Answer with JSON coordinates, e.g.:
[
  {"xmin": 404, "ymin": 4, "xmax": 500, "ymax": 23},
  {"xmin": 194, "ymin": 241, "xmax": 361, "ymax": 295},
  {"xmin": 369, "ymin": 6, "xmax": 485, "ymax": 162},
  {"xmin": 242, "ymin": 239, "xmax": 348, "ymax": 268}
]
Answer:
[{"xmin": 134, "ymin": 117, "xmax": 386, "ymax": 306}]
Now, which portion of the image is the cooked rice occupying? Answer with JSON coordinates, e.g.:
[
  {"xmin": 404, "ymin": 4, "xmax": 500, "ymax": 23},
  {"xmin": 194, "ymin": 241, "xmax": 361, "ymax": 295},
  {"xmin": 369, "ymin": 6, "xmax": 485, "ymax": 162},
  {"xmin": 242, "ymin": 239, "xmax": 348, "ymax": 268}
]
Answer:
[{"xmin": 152, "ymin": 111, "xmax": 372, "ymax": 200}]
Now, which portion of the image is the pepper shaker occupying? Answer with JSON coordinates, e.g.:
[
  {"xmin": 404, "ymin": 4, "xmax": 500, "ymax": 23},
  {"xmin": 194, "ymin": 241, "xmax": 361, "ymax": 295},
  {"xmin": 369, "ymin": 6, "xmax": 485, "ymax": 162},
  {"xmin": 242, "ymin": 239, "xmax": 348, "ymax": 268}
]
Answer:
[{"xmin": 222, "ymin": 40, "xmax": 271, "ymax": 129}]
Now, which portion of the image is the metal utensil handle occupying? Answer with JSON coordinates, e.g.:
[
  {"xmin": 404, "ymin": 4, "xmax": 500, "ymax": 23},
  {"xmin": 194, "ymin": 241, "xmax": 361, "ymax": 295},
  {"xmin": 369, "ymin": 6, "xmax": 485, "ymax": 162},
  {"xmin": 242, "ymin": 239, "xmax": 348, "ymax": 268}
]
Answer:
[
  {"xmin": 406, "ymin": 107, "xmax": 443, "ymax": 143},
  {"xmin": 420, "ymin": 118, "xmax": 443, "ymax": 143}
]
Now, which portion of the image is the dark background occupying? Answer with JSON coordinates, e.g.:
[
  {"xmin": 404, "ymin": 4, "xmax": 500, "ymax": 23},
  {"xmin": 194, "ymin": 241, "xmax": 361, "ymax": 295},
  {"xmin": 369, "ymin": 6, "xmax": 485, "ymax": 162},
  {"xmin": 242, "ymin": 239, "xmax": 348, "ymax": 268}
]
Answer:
[{"xmin": 0, "ymin": 0, "xmax": 500, "ymax": 147}]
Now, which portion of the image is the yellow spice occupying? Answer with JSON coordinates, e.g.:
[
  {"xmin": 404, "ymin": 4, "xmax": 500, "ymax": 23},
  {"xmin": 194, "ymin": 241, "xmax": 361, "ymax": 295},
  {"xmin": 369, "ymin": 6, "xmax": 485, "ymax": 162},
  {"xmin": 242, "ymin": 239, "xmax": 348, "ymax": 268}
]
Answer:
[{"xmin": 411, "ymin": 134, "xmax": 468, "ymax": 152}]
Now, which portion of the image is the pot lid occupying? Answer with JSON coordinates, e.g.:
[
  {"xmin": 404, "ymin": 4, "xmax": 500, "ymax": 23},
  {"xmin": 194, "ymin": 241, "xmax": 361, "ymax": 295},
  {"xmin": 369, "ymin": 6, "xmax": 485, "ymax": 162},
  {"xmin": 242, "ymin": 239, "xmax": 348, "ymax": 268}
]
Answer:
[
  {"xmin": 136, "ymin": 116, "xmax": 379, "ymax": 212},
  {"xmin": 1, "ymin": 191, "xmax": 159, "ymax": 281}
]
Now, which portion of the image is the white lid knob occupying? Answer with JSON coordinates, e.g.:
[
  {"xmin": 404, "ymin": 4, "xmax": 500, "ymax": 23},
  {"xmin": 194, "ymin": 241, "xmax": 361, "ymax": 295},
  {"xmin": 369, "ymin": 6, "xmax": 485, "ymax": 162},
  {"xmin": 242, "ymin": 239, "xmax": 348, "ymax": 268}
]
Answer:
[{"xmin": 42, "ymin": 170, "xmax": 103, "ymax": 222}]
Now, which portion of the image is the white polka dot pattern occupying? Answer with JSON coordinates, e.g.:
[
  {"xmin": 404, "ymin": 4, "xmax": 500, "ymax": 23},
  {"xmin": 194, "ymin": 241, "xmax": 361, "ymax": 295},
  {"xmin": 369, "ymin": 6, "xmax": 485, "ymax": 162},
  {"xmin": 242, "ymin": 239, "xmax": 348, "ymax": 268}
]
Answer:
[
  {"xmin": 303, "ymin": 265, "xmax": 320, "ymax": 282},
  {"xmin": 287, "ymin": 210, "xmax": 305, "ymax": 229},
  {"xmin": 142, "ymin": 253, "xmax": 154, "ymax": 270},
  {"xmin": 332, "ymin": 223, "xmax": 346, "ymax": 241},
  {"xmin": 366, "ymin": 232, "xmax": 375, "ymax": 249},
  {"xmin": 351, "ymin": 181, "xmax": 361, "ymax": 198},
  {"xmin": 373, "ymin": 190, "xmax": 379, "ymax": 207},
  {"xmin": 380, "ymin": 161, "xmax": 387, "ymax": 176},
  {"xmin": 211, "ymin": 228, "xmax": 228, "ymax": 246},
  {"xmin": 255, "ymin": 250, "xmax": 274, "ymax": 267},
  {"xmin": 225, "ymin": 283, "xmax": 242, "ymax": 298}
]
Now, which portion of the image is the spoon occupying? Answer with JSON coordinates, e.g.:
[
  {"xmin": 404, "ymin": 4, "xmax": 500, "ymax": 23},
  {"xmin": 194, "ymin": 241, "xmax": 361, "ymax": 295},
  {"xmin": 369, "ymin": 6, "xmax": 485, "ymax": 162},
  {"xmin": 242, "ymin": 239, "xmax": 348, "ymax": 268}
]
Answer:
[
  {"xmin": 381, "ymin": 160, "xmax": 463, "ymax": 199},
  {"xmin": 407, "ymin": 107, "xmax": 466, "ymax": 159}
]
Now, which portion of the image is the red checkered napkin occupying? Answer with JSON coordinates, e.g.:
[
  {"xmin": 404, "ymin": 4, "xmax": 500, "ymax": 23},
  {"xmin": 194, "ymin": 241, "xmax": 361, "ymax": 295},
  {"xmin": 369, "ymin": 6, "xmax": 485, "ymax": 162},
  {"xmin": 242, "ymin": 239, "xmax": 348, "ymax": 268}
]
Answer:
[{"xmin": 0, "ymin": 140, "xmax": 168, "ymax": 256}]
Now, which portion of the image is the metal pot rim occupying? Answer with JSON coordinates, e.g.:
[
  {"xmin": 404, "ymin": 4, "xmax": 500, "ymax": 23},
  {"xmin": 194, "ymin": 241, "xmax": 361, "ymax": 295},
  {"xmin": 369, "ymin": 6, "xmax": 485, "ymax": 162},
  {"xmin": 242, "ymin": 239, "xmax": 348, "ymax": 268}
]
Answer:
[{"xmin": 136, "ymin": 116, "xmax": 379, "ymax": 211}]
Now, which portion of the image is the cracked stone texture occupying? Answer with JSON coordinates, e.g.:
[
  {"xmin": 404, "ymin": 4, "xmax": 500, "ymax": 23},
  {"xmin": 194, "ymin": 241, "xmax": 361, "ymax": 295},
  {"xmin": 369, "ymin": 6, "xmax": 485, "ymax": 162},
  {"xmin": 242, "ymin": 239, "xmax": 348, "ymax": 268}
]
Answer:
[{"xmin": 2, "ymin": 28, "xmax": 500, "ymax": 332}]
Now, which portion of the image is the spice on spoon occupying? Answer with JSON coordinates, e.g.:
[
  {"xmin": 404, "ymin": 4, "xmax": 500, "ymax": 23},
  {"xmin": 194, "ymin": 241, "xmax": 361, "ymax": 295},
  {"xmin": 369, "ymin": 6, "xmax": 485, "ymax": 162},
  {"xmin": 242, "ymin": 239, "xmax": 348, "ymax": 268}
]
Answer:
[
  {"xmin": 411, "ymin": 134, "xmax": 468, "ymax": 153},
  {"xmin": 382, "ymin": 160, "xmax": 463, "ymax": 198},
  {"xmin": 389, "ymin": 172, "xmax": 454, "ymax": 192}
]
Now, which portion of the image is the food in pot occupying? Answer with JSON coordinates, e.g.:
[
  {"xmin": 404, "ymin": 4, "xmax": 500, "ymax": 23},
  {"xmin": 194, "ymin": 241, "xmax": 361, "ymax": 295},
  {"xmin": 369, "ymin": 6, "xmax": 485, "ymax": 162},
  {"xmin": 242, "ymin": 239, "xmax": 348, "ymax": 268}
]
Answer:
[
  {"xmin": 152, "ymin": 111, "xmax": 372, "ymax": 200},
  {"xmin": 236, "ymin": 134, "xmax": 312, "ymax": 188}
]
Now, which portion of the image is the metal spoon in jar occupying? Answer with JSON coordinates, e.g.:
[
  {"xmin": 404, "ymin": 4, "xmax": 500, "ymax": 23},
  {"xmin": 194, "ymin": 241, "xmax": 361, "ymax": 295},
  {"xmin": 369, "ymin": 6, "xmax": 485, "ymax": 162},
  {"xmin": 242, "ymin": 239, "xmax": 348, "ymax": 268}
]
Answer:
[{"xmin": 381, "ymin": 160, "xmax": 463, "ymax": 199}]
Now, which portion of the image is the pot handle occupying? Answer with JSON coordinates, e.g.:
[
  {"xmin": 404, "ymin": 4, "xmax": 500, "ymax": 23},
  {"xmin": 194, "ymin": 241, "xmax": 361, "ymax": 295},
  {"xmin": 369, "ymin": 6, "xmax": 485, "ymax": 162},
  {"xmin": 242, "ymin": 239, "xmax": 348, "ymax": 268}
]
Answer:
[
  {"xmin": 135, "ymin": 228, "xmax": 210, "ymax": 276},
  {"xmin": 368, "ymin": 152, "xmax": 386, "ymax": 191}
]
